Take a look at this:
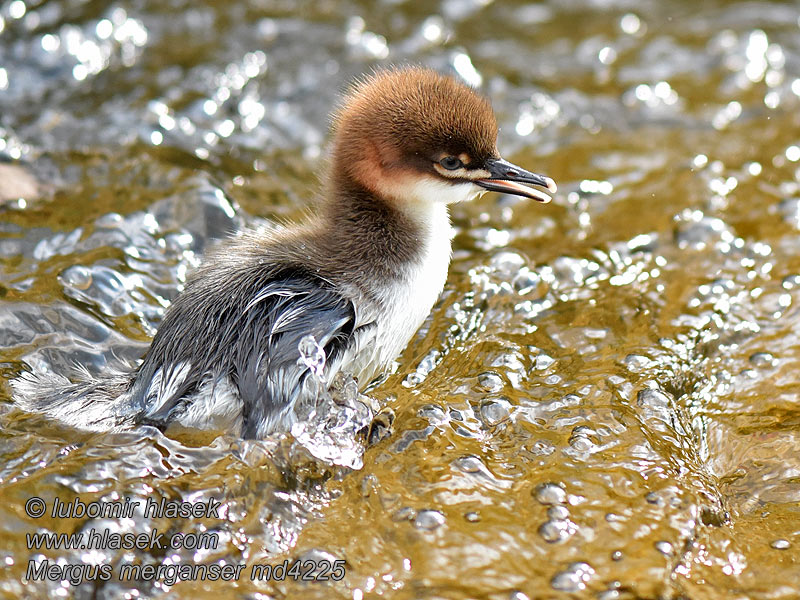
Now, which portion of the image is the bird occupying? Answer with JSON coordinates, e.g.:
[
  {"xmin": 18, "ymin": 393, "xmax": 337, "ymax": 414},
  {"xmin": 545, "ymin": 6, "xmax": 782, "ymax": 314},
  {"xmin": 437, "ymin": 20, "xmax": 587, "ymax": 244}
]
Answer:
[{"xmin": 13, "ymin": 67, "xmax": 556, "ymax": 439}]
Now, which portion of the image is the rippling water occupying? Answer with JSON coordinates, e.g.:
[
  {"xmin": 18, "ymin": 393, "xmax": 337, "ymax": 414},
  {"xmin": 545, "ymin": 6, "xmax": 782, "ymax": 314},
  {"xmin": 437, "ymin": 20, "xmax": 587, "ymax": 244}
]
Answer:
[{"xmin": 2, "ymin": 0, "xmax": 800, "ymax": 598}]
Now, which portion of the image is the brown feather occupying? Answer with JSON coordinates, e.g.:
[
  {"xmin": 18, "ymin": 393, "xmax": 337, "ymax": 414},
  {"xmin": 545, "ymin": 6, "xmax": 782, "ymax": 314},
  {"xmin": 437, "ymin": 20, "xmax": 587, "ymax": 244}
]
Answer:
[{"xmin": 329, "ymin": 67, "xmax": 499, "ymax": 197}]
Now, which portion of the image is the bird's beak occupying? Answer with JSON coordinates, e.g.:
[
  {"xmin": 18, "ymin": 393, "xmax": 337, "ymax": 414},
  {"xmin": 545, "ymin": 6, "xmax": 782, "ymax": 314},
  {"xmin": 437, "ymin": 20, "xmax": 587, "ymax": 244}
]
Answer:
[{"xmin": 476, "ymin": 157, "xmax": 557, "ymax": 203}]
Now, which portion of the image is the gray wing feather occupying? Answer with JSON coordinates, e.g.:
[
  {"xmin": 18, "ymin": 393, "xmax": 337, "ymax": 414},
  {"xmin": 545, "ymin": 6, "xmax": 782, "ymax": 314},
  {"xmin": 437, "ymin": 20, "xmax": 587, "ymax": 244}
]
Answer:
[{"xmin": 134, "ymin": 272, "xmax": 357, "ymax": 438}]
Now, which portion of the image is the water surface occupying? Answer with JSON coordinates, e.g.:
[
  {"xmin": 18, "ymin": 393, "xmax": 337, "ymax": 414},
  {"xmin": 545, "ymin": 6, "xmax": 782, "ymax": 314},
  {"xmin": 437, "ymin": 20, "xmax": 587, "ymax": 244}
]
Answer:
[{"xmin": 2, "ymin": 0, "xmax": 800, "ymax": 598}]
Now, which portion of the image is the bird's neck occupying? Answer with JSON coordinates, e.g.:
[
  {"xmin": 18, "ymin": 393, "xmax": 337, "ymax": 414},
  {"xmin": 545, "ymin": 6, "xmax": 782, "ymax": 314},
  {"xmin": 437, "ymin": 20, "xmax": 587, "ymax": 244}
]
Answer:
[{"xmin": 320, "ymin": 175, "xmax": 453, "ymax": 281}]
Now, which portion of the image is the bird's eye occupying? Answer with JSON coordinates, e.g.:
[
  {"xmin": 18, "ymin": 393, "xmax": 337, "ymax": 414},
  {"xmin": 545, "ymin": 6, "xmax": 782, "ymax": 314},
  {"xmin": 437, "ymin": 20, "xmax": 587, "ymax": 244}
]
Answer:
[{"xmin": 439, "ymin": 156, "xmax": 463, "ymax": 170}]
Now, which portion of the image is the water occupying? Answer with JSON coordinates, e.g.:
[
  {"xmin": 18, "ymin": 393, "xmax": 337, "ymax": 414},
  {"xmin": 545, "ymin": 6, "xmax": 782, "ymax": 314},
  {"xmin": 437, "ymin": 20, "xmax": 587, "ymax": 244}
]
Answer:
[{"xmin": 2, "ymin": 0, "xmax": 800, "ymax": 598}]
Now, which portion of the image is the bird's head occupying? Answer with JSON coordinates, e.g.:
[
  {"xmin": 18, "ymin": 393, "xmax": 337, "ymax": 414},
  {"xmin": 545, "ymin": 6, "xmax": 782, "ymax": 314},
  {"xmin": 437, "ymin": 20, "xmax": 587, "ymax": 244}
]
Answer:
[{"xmin": 330, "ymin": 67, "xmax": 556, "ymax": 211}]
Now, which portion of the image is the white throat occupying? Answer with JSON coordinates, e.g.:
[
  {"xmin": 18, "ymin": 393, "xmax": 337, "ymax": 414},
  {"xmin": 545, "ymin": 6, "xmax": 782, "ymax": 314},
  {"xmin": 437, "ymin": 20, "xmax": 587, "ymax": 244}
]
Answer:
[
  {"xmin": 382, "ymin": 197, "xmax": 453, "ymax": 340},
  {"xmin": 347, "ymin": 199, "xmax": 454, "ymax": 383},
  {"xmin": 404, "ymin": 177, "xmax": 484, "ymax": 206},
  {"xmin": 372, "ymin": 169, "xmax": 485, "ymax": 212}
]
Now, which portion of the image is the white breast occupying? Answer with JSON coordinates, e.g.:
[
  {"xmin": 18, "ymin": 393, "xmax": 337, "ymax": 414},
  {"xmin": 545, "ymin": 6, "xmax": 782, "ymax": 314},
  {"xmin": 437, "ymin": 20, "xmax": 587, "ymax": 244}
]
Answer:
[{"xmin": 344, "ymin": 201, "xmax": 454, "ymax": 384}]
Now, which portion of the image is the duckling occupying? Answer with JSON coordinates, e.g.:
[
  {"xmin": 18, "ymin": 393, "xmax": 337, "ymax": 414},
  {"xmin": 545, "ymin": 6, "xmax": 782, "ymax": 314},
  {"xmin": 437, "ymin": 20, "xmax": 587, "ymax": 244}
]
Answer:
[{"xmin": 14, "ymin": 67, "xmax": 556, "ymax": 438}]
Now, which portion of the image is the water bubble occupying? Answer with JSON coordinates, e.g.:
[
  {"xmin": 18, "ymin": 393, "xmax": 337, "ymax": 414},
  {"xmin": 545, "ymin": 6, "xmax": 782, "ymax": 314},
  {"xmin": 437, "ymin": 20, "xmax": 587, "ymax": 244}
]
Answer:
[
  {"xmin": 551, "ymin": 562, "xmax": 595, "ymax": 592},
  {"xmin": 479, "ymin": 398, "xmax": 511, "ymax": 425},
  {"xmin": 414, "ymin": 510, "xmax": 446, "ymax": 531},
  {"xmin": 512, "ymin": 269, "xmax": 541, "ymax": 295},
  {"xmin": 655, "ymin": 541, "xmax": 673, "ymax": 556},
  {"xmin": 538, "ymin": 518, "xmax": 576, "ymax": 543},
  {"xmin": 453, "ymin": 455, "xmax": 485, "ymax": 474},
  {"xmin": 477, "ymin": 371, "xmax": 504, "ymax": 393},
  {"xmin": 534, "ymin": 482, "xmax": 567, "ymax": 505},
  {"xmin": 61, "ymin": 265, "xmax": 93, "ymax": 290},
  {"xmin": 548, "ymin": 505, "xmax": 570, "ymax": 520},
  {"xmin": 749, "ymin": 352, "xmax": 775, "ymax": 367},
  {"xmin": 529, "ymin": 440, "xmax": 556, "ymax": 456},
  {"xmin": 569, "ymin": 426, "xmax": 600, "ymax": 452}
]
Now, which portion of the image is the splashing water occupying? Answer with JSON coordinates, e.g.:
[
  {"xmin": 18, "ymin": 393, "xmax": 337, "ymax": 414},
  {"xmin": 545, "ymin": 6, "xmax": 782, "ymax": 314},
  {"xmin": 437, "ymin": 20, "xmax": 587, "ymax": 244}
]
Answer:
[{"xmin": 291, "ymin": 335, "xmax": 374, "ymax": 469}]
